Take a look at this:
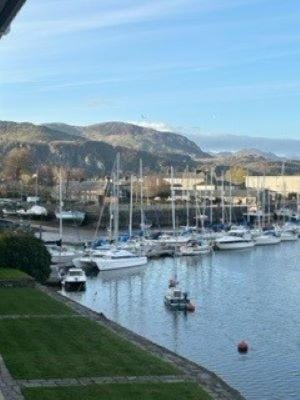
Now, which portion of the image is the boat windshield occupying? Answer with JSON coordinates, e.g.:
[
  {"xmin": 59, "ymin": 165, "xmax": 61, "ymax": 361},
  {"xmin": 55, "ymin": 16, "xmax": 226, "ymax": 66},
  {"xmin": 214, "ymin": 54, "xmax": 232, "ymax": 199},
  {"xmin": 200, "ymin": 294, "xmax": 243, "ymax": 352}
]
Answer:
[{"xmin": 69, "ymin": 271, "xmax": 83, "ymax": 276}]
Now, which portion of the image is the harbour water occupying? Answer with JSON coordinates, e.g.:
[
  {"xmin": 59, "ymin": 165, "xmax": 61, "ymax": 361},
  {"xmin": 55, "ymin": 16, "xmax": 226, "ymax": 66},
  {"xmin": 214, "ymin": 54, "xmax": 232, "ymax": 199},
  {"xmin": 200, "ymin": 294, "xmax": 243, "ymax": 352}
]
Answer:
[{"xmin": 63, "ymin": 241, "xmax": 299, "ymax": 400}]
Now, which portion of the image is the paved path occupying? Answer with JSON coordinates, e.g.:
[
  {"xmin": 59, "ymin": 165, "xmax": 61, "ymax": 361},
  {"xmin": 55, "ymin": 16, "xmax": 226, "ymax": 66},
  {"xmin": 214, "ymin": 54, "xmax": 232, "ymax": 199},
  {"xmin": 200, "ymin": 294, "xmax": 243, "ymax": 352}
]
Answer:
[
  {"xmin": 0, "ymin": 356, "xmax": 24, "ymax": 400},
  {"xmin": 0, "ymin": 314, "xmax": 81, "ymax": 320},
  {"xmin": 17, "ymin": 375, "xmax": 190, "ymax": 388}
]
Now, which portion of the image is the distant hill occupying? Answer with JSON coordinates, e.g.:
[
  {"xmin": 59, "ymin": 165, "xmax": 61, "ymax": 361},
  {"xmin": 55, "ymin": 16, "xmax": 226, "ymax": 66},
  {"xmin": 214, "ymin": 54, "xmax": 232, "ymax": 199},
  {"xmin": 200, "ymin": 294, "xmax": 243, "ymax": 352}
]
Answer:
[
  {"xmin": 79, "ymin": 122, "xmax": 209, "ymax": 159},
  {"xmin": 187, "ymin": 133, "xmax": 300, "ymax": 160},
  {"xmin": 0, "ymin": 121, "xmax": 81, "ymax": 143},
  {"xmin": 212, "ymin": 148, "xmax": 283, "ymax": 162},
  {"xmin": 0, "ymin": 120, "xmax": 205, "ymax": 176}
]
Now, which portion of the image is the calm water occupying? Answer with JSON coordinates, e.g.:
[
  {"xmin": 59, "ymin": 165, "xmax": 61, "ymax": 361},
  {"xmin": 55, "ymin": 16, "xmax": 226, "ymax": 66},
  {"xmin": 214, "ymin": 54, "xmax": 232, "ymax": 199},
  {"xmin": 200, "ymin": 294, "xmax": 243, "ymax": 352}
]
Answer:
[{"xmin": 64, "ymin": 242, "xmax": 300, "ymax": 400}]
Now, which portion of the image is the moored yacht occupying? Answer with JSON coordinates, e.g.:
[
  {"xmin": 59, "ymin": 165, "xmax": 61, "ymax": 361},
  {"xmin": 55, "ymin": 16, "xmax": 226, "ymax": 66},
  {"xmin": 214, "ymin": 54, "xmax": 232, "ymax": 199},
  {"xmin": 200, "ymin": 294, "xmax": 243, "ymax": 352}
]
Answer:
[
  {"xmin": 215, "ymin": 236, "xmax": 255, "ymax": 250},
  {"xmin": 254, "ymin": 232, "xmax": 281, "ymax": 246},
  {"xmin": 94, "ymin": 249, "xmax": 147, "ymax": 271}
]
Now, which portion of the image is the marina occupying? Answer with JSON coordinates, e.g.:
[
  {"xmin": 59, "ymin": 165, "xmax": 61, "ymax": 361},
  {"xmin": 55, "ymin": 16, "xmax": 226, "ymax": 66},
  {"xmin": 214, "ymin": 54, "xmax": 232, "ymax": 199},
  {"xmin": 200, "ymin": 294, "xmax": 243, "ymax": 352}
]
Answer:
[{"xmin": 62, "ymin": 239, "xmax": 300, "ymax": 400}]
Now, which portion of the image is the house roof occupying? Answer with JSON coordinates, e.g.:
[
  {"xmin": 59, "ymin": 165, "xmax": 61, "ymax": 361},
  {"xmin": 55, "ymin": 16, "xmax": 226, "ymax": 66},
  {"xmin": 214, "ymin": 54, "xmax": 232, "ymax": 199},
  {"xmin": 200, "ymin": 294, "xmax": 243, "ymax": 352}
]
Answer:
[{"xmin": 0, "ymin": 0, "xmax": 26, "ymax": 39}]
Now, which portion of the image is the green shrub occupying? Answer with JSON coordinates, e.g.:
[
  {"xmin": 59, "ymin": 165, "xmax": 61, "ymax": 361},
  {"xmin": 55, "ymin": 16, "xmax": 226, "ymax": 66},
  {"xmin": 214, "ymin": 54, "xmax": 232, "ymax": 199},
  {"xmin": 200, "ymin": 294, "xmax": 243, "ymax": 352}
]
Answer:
[{"xmin": 0, "ymin": 232, "xmax": 51, "ymax": 283}]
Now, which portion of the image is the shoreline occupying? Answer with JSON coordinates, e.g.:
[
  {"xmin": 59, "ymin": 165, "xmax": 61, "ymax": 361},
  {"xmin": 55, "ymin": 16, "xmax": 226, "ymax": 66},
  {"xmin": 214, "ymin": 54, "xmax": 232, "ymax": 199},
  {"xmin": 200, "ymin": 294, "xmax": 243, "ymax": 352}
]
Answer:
[{"xmin": 38, "ymin": 284, "xmax": 246, "ymax": 400}]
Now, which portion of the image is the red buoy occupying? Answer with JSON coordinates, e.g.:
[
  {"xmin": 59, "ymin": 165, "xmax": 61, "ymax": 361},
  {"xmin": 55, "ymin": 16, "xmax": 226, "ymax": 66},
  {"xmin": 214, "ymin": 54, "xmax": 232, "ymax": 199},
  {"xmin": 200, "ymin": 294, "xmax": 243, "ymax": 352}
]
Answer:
[{"xmin": 237, "ymin": 340, "xmax": 249, "ymax": 353}]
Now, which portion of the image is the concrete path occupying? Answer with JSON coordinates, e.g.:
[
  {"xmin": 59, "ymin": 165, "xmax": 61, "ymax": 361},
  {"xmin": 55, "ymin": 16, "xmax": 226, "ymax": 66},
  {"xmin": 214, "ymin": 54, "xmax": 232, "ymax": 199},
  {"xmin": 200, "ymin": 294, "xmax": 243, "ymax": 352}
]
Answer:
[{"xmin": 17, "ymin": 375, "xmax": 190, "ymax": 388}]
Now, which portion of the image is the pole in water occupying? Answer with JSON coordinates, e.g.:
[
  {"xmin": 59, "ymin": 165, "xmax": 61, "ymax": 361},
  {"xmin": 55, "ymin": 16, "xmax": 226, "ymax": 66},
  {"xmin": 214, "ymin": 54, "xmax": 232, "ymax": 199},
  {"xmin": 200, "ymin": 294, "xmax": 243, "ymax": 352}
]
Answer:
[{"xmin": 237, "ymin": 340, "xmax": 249, "ymax": 353}]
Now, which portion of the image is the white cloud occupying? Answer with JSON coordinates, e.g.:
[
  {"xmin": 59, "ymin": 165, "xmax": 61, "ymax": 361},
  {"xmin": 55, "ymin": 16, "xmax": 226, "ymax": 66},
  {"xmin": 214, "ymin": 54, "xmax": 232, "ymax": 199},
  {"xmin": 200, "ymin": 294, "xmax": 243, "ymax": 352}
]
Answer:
[{"xmin": 129, "ymin": 120, "xmax": 174, "ymax": 132}]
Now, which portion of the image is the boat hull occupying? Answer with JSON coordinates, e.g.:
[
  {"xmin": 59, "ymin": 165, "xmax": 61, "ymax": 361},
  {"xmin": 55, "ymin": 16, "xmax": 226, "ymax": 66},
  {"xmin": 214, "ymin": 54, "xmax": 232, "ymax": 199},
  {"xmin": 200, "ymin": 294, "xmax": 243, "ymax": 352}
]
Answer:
[
  {"xmin": 215, "ymin": 241, "xmax": 254, "ymax": 250},
  {"xmin": 95, "ymin": 257, "xmax": 147, "ymax": 271},
  {"xmin": 254, "ymin": 237, "xmax": 281, "ymax": 246}
]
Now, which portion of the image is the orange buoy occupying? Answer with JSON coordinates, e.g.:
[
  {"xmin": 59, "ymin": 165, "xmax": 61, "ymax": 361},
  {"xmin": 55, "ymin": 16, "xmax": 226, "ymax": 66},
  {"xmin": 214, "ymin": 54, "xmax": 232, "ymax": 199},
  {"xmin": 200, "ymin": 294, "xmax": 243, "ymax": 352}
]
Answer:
[{"xmin": 237, "ymin": 340, "xmax": 249, "ymax": 353}]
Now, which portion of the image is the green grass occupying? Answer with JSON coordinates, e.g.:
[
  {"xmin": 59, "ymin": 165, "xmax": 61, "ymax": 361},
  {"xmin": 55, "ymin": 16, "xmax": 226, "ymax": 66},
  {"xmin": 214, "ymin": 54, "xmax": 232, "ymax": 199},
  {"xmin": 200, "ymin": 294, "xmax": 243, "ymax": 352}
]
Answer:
[
  {"xmin": 0, "ymin": 268, "xmax": 30, "ymax": 280},
  {"xmin": 0, "ymin": 288, "xmax": 75, "ymax": 315},
  {"xmin": 22, "ymin": 382, "xmax": 212, "ymax": 400},
  {"xmin": 0, "ymin": 317, "xmax": 178, "ymax": 379}
]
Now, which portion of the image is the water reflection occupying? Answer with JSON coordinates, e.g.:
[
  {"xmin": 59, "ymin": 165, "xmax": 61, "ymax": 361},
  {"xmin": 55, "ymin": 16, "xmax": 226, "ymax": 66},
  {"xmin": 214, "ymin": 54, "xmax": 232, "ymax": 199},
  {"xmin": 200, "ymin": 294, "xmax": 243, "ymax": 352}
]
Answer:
[{"xmin": 65, "ymin": 243, "xmax": 300, "ymax": 400}]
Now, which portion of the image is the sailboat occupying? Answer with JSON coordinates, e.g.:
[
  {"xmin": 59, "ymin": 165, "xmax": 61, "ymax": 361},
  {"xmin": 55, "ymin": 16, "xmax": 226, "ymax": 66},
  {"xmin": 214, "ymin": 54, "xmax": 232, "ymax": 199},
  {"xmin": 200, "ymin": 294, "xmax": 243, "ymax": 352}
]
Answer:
[
  {"xmin": 92, "ymin": 155, "xmax": 148, "ymax": 271},
  {"xmin": 46, "ymin": 170, "xmax": 83, "ymax": 264}
]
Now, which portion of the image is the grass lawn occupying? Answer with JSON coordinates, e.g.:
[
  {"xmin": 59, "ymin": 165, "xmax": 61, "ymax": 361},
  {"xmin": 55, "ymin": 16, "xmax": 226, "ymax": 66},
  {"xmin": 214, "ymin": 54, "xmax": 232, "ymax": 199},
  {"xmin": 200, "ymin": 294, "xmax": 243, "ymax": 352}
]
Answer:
[
  {"xmin": 22, "ymin": 382, "xmax": 212, "ymax": 400},
  {"xmin": 0, "ymin": 317, "xmax": 178, "ymax": 379},
  {"xmin": 0, "ymin": 268, "xmax": 30, "ymax": 280},
  {"xmin": 0, "ymin": 288, "xmax": 74, "ymax": 315}
]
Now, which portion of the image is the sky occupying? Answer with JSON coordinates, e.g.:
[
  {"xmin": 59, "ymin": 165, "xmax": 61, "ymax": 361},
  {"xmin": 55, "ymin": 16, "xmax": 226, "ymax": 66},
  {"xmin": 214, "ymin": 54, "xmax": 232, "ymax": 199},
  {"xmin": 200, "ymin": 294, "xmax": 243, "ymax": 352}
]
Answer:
[{"xmin": 1, "ymin": 0, "xmax": 300, "ymax": 139}]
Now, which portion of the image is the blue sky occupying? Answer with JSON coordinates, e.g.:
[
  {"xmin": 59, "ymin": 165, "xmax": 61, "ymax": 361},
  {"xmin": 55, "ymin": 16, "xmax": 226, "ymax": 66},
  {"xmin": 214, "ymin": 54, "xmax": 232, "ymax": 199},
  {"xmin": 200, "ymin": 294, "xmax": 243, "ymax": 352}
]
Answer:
[{"xmin": 1, "ymin": 0, "xmax": 300, "ymax": 139}]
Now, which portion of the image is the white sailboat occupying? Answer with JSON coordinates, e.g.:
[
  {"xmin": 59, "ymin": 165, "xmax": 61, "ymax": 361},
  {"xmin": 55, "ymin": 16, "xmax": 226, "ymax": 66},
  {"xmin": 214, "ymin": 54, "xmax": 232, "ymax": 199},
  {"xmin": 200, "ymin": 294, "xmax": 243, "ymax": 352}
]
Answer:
[{"xmin": 47, "ymin": 170, "xmax": 83, "ymax": 264}]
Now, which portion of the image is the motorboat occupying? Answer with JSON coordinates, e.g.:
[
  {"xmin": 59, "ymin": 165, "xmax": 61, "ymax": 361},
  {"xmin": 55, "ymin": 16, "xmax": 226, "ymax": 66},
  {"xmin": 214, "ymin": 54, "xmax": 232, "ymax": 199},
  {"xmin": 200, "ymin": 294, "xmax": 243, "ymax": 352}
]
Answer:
[
  {"xmin": 93, "ymin": 249, "xmax": 147, "ymax": 271},
  {"xmin": 280, "ymin": 230, "xmax": 298, "ymax": 242},
  {"xmin": 164, "ymin": 286, "xmax": 195, "ymax": 311},
  {"xmin": 176, "ymin": 241, "xmax": 212, "ymax": 256},
  {"xmin": 61, "ymin": 268, "xmax": 86, "ymax": 291},
  {"xmin": 254, "ymin": 232, "xmax": 281, "ymax": 246},
  {"xmin": 215, "ymin": 235, "xmax": 254, "ymax": 250},
  {"xmin": 55, "ymin": 210, "xmax": 85, "ymax": 225}
]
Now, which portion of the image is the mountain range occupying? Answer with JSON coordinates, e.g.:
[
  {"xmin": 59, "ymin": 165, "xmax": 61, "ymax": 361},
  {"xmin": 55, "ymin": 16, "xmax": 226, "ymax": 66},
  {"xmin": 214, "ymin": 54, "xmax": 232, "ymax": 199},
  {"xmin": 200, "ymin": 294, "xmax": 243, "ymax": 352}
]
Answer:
[
  {"xmin": 0, "ymin": 121, "xmax": 208, "ymax": 176},
  {"xmin": 187, "ymin": 133, "xmax": 300, "ymax": 160},
  {"xmin": 1, "ymin": 120, "xmax": 299, "ymax": 177}
]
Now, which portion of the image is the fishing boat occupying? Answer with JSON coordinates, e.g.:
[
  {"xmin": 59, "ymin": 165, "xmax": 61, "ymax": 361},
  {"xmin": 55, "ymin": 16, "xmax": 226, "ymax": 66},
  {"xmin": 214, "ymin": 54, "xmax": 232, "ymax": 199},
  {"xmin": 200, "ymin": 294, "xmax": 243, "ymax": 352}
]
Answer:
[
  {"xmin": 61, "ymin": 267, "xmax": 86, "ymax": 291},
  {"xmin": 164, "ymin": 286, "xmax": 195, "ymax": 311}
]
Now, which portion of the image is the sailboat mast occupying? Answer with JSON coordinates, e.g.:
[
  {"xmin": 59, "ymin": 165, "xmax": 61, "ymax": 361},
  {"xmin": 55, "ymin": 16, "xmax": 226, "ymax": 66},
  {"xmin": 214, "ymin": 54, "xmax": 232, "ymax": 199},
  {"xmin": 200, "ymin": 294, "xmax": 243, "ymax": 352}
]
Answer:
[
  {"xmin": 210, "ymin": 167, "xmax": 213, "ymax": 224},
  {"xmin": 113, "ymin": 153, "xmax": 120, "ymax": 243},
  {"xmin": 221, "ymin": 171, "xmax": 225, "ymax": 225},
  {"xmin": 140, "ymin": 159, "xmax": 144, "ymax": 235},
  {"xmin": 171, "ymin": 166, "xmax": 176, "ymax": 235},
  {"xmin": 59, "ymin": 168, "xmax": 63, "ymax": 244},
  {"xmin": 229, "ymin": 172, "xmax": 232, "ymax": 225},
  {"xmin": 129, "ymin": 175, "xmax": 133, "ymax": 237}
]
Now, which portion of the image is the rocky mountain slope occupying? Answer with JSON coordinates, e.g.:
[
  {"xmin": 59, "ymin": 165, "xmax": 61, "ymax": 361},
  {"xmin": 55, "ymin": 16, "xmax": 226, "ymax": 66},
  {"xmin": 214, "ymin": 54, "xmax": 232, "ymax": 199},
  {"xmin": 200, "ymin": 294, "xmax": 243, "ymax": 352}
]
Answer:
[{"xmin": 0, "ymin": 121, "xmax": 209, "ymax": 176}]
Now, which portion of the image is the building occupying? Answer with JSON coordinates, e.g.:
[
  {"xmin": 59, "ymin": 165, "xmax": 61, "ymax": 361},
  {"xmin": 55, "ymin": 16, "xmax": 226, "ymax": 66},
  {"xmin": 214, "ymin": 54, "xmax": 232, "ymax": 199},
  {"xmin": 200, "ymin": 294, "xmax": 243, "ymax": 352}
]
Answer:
[{"xmin": 246, "ymin": 175, "xmax": 300, "ymax": 194}]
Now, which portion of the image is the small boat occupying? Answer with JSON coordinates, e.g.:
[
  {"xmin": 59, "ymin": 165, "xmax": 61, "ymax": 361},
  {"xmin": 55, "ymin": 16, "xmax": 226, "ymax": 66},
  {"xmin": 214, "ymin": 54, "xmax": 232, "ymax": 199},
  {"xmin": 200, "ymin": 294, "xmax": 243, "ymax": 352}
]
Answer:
[
  {"xmin": 61, "ymin": 267, "xmax": 86, "ymax": 291},
  {"xmin": 55, "ymin": 210, "xmax": 85, "ymax": 224},
  {"xmin": 176, "ymin": 241, "xmax": 212, "ymax": 256},
  {"xmin": 164, "ymin": 286, "xmax": 195, "ymax": 311}
]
